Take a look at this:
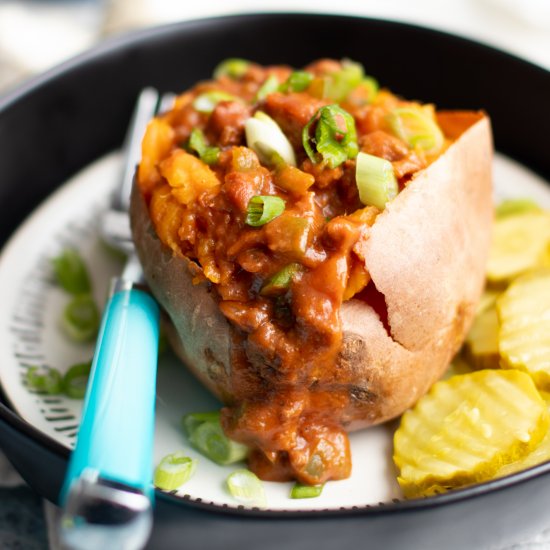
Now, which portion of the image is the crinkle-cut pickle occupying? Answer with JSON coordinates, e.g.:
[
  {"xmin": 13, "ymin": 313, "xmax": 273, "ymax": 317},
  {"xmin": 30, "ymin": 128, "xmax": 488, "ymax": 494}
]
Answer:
[
  {"xmin": 496, "ymin": 392, "xmax": 550, "ymax": 479},
  {"xmin": 498, "ymin": 268, "xmax": 550, "ymax": 390},
  {"xmin": 393, "ymin": 370, "xmax": 548, "ymax": 498},
  {"xmin": 486, "ymin": 211, "xmax": 550, "ymax": 284},
  {"xmin": 464, "ymin": 301, "xmax": 500, "ymax": 370}
]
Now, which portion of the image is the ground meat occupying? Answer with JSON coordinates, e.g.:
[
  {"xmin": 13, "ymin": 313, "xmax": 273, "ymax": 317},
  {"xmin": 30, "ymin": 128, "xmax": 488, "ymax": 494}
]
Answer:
[
  {"xmin": 265, "ymin": 92, "xmax": 326, "ymax": 149},
  {"xmin": 207, "ymin": 100, "xmax": 253, "ymax": 146},
  {"xmin": 360, "ymin": 130, "xmax": 409, "ymax": 161}
]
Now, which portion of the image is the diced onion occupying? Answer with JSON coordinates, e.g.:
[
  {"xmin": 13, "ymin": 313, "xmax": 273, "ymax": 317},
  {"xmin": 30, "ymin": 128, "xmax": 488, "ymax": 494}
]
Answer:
[
  {"xmin": 154, "ymin": 452, "xmax": 197, "ymax": 491},
  {"xmin": 245, "ymin": 111, "xmax": 296, "ymax": 167},
  {"xmin": 355, "ymin": 152, "xmax": 398, "ymax": 210},
  {"xmin": 226, "ymin": 469, "xmax": 266, "ymax": 507}
]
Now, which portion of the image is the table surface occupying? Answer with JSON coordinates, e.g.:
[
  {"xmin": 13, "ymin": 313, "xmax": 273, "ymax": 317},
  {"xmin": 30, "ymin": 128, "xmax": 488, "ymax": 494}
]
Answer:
[{"xmin": 0, "ymin": 1, "xmax": 549, "ymax": 548}]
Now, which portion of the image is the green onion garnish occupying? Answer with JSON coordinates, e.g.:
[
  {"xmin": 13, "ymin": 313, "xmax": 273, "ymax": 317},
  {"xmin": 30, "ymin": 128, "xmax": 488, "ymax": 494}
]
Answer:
[
  {"xmin": 245, "ymin": 111, "xmax": 296, "ymax": 167},
  {"xmin": 61, "ymin": 294, "xmax": 100, "ymax": 342},
  {"xmin": 25, "ymin": 366, "xmax": 63, "ymax": 394},
  {"xmin": 255, "ymin": 74, "xmax": 279, "ymax": 102},
  {"xmin": 279, "ymin": 71, "xmax": 313, "ymax": 93},
  {"xmin": 52, "ymin": 249, "xmax": 91, "ymax": 295},
  {"xmin": 154, "ymin": 452, "xmax": 197, "ymax": 491},
  {"xmin": 322, "ymin": 60, "xmax": 364, "ymax": 102},
  {"xmin": 62, "ymin": 361, "xmax": 92, "ymax": 399},
  {"xmin": 193, "ymin": 91, "xmax": 238, "ymax": 114},
  {"xmin": 355, "ymin": 152, "xmax": 398, "ymax": 210},
  {"xmin": 261, "ymin": 263, "xmax": 303, "ymax": 296},
  {"xmin": 182, "ymin": 411, "xmax": 222, "ymax": 436},
  {"xmin": 187, "ymin": 128, "xmax": 220, "ymax": 165},
  {"xmin": 290, "ymin": 483, "xmax": 325, "ymax": 499},
  {"xmin": 183, "ymin": 411, "xmax": 249, "ymax": 465},
  {"xmin": 387, "ymin": 107, "xmax": 444, "ymax": 156},
  {"xmin": 213, "ymin": 58, "xmax": 250, "ymax": 80},
  {"xmin": 496, "ymin": 198, "xmax": 542, "ymax": 218},
  {"xmin": 226, "ymin": 469, "xmax": 266, "ymax": 507},
  {"xmin": 302, "ymin": 104, "xmax": 358, "ymax": 168},
  {"xmin": 245, "ymin": 195, "xmax": 285, "ymax": 227},
  {"xmin": 360, "ymin": 76, "xmax": 379, "ymax": 102}
]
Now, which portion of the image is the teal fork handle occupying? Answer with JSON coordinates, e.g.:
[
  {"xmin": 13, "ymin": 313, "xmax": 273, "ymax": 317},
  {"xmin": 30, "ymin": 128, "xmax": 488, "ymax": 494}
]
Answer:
[{"xmin": 60, "ymin": 285, "xmax": 159, "ymax": 504}]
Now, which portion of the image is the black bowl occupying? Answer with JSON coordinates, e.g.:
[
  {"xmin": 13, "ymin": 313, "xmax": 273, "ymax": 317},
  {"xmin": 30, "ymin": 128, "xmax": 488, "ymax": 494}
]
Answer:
[{"xmin": 1, "ymin": 13, "xmax": 550, "ymax": 550}]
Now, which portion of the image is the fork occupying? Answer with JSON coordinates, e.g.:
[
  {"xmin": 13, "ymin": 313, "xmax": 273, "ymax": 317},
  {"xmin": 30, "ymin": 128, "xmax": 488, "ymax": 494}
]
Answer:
[{"xmin": 59, "ymin": 88, "xmax": 172, "ymax": 550}]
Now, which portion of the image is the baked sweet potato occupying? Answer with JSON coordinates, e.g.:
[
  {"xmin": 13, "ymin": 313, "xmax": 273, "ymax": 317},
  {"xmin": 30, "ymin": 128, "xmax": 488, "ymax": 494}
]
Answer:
[{"xmin": 130, "ymin": 59, "xmax": 493, "ymax": 484}]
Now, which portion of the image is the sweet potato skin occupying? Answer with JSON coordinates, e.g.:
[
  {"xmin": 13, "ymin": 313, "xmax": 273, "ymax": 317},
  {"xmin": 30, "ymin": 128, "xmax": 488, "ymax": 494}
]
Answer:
[{"xmin": 130, "ymin": 113, "xmax": 493, "ymax": 429}]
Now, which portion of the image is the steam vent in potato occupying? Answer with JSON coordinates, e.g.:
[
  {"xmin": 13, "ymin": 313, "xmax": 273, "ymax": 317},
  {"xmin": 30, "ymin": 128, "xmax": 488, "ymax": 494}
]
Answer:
[{"xmin": 130, "ymin": 58, "xmax": 493, "ymax": 485}]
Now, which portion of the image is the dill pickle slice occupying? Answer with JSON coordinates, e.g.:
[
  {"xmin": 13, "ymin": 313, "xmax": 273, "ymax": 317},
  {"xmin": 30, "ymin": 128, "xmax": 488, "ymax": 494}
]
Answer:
[
  {"xmin": 393, "ymin": 370, "xmax": 548, "ymax": 498},
  {"xmin": 496, "ymin": 392, "xmax": 550, "ymax": 478},
  {"xmin": 486, "ymin": 211, "xmax": 550, "ymax": 284},
  {"xmin": 476, "ymin": 289, "xmax": 499, "ymax": 315},
  {"xmin": 498, "ymin": 268, "xmax": 550, "ymax": 389},
  {"xmin": 465, "ymin": 302, "xmax": 500, "ymax": 369}
]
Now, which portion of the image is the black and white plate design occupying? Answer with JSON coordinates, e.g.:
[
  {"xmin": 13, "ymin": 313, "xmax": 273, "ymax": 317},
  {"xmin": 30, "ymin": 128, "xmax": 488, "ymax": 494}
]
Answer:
[{"xmin": 0, "ymin": 151, "xmax": 549, "ymax": 511}]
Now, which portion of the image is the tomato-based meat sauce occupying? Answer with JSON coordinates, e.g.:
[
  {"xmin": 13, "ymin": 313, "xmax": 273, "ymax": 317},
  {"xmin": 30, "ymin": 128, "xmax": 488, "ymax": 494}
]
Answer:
[{"xmin": 137, "ymin": 59, "xmax": 450, "ymax": 484}]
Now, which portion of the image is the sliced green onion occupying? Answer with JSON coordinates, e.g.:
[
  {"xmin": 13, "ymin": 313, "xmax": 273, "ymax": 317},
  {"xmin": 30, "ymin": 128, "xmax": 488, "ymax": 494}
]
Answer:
[
  {"xmin": 290, "ymin": 483, "xmax": 324, "ymax": 499},
  {"xmin": 154, "ymin": 452, "xmax": 197, "ymax": 491},
  {"xmin": 261, "ymin": 263, "xmax": 303, "ymax": 296},
  {"xmin": 184, "ymin": 411, "xmax": 249, "ymax": 465},
  {"xmin": 182, "ymin": 411, "xmax": 222, "ymax": 436},
  {"xmin": 387, "ymin": 107, "xmax": 444, "ymax": 156},
  {"xmin": 279, "ymin": 71, "xmax": 314, "ymax": 93},
  {"xmin": 355, "ymin": 152, "xmax": 398, "ymax": 210},
  {"xmin": 62, "ymin": 361, "xmax": 92, "ymax": 399},
  {"xmin": 25, "ymin": 366, "xmax": 63, "ymax": 395},
  {"xmin": 193, "ymin": 91, "xmax": 238, "ymax": 114},
  {"xmin": 322, "ymin": 59, "xmax": 364, "ymax": 102},
  {"xmin": 213, "ymin": 58, "xmax": 251, "ymax": 79},
  {"xmin": 496, "ymin": 198, "xmax": 542, "ymax": 219},
  {"xmin": 226, "ymin": 469, "xmax": 266, "ymax": 507},
  {"xmin": 360, "ymin": 76, "xmax": 379, "ymax": 102},
  {"xmin": 255, "ymin": 74, "xmax": 279, "ymax": 102},
  {"xmin": 245, "ymin": 195, "xmax": 285, "ymax": 227},
  {"xmin": 245, "ymin": 111, "xmax": 296, "ymax": 167},
  {"xmin": 52, "ymin": 249, "xmax": 91, "ymax": 295},
  {"xmin": 187, "ymin": 128, "xmax": 220, "ymax": 165},
  {"xmin": 302, "ymin": 104, "xmax": 358, "ymax": 168},
  {"xmin": 61, "ymin": 294, "xmax": 100, "ymax": 342}
]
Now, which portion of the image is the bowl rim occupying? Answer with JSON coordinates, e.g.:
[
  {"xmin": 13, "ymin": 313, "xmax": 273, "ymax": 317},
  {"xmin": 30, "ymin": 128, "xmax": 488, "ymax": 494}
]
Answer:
[
  {"xmin": 1, "ymin": 11, "xmax": 550, "ymax": 518},
  {"xmin": 2, "ymin": 11, "xmax": 549, "ymax": 111}
]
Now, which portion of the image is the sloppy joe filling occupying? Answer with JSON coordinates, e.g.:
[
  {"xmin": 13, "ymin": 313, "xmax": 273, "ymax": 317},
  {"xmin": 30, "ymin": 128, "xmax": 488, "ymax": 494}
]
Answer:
[{"xmin": 137, "ymin": 59, "xmax": 449, "ymax": 484}]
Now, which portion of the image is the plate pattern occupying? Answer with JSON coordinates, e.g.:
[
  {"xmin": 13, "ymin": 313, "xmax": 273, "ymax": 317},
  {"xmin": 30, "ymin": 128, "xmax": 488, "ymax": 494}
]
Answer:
[{"xmin": 0, "ymin": 151, "xmax": 549, "ymax": 511}]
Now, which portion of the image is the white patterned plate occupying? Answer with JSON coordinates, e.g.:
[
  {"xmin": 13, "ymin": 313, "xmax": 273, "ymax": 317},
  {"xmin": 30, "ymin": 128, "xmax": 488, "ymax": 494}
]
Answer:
[{"xmin": 0, "ymin": 151, "xmax": 548, "ymax": 511}]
